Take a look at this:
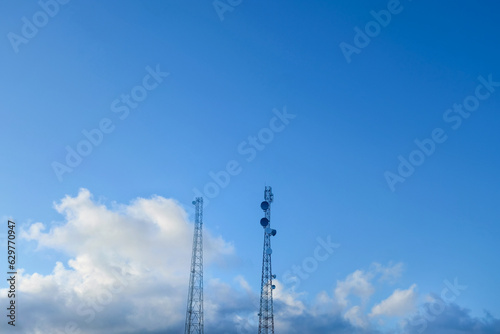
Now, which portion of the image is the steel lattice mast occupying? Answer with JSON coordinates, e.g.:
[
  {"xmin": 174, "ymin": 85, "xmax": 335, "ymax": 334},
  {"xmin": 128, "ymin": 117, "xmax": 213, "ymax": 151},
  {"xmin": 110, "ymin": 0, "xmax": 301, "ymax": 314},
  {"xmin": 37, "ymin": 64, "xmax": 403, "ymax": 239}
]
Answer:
[
  {"xmin": 185, "ymin": 197, "xmax": 204, "ymax": 334},
  {"xmin": 258, "ymin": 186, "xmax": 277, "ymax": 334}
]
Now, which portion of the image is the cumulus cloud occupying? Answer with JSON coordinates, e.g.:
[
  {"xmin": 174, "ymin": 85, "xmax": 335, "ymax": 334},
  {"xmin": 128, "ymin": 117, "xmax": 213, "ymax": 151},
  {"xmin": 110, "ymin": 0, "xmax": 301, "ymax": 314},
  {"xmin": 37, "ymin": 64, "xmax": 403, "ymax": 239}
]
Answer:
[
  {"xmin": 344, "ymin": 305, "xmax": 370, "ymax": 329},
  {"xmin": 402, "ymin": 302, "xmax": 500, "ymax": 334},
  {"xmin": 372, "ymin": 262, "xmax": 404, "ymax": 284},
  {"xmin": 334, "ymin": 262, "xmax": 404, "ymax": 310},
  {"xmin": 7, "ymin": 189, "xmax": 235, "ymax": 333},
  {"xmin": 370, "ymin": 284, "xmax": 417, "ymax": 317},
  {"xmin": 331, "ymin": 262, "xmax": 410, "ymax": 328},
  {"xmin": 2, "ymin": 189, "xmax": 498, "ymax": 333},
  {"xmin": 274, "ymin": 280, "xmax": 306, "ymax": 317},
  {"xmin": 335, "ymin": 269, "xmax": 375, "ymax": 307}
]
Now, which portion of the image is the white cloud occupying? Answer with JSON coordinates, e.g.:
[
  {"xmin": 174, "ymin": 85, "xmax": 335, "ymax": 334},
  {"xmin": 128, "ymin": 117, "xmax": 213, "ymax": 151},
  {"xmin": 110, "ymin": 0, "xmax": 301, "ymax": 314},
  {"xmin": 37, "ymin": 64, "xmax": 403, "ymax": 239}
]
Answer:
[
  {"xmin": 334, "ymin": 269, "xmax": 375, "ymax": 307},
  {"xmin": 273, "ymin": 280, "xmax": 306, "ymax": 316},
  {"xmin": 5, "ymin": 190, "xmax": 490, "ymax": 333},
  {"xmin": 372, "ymin": 262, "xmax": 404, "ymax": 284},
  {"xmin": 370, "ymin": 284, "xmax": 418, "ymax": 317},
  {"xmin": 309, "ymin": 290, "xmax": 343, "ymax": 316},
  {"xmin": 344, "ymin": 305, "xmax": 369, "ymax": 328},
  {"xmin": 402, "ymin": 301, "xmax": 500, "ymax": 334},
  {"xmin": 11, "ymin": 188, "xmax": 235, "ymax": 333}
]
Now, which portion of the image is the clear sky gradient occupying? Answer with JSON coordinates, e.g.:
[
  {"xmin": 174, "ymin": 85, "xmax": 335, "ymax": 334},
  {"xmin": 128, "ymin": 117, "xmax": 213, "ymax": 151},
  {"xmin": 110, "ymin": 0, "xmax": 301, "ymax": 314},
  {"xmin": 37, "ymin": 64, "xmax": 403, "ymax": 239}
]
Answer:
[{"xmin": 1, "ymin": 1, "xmax": 500, "ymax": 333}]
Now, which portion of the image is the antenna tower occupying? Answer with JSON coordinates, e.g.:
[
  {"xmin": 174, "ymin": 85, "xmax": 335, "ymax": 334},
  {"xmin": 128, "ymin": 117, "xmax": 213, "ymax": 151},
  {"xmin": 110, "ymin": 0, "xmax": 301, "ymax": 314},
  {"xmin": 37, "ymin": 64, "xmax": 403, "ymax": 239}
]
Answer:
[
  {"xmin": 185, "ymin": 197, "xmax": 204, "ymax": 334},
  {"xmin": 258, "ymin": 186, "xmax": 277, "ymax": 334}
]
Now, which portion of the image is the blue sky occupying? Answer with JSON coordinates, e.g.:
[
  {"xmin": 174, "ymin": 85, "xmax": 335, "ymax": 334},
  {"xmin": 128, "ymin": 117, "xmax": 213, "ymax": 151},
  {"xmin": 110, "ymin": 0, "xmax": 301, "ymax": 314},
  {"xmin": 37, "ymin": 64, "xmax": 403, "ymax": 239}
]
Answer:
[{"xmin": 1, "ymin": 0, "xmax": 500, "ymax": 333}]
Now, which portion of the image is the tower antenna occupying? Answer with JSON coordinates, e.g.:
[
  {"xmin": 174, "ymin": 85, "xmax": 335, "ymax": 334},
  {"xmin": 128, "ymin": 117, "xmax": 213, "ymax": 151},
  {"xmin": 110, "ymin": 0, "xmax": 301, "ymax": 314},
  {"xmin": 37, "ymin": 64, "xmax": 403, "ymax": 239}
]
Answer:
[
  {"xmin": 185, "ymin": 197, "xmax": 204, "ymax": 334},
  {"xmin": 258, "ymin": 186, "xmax": 277, "ymax": 334}
]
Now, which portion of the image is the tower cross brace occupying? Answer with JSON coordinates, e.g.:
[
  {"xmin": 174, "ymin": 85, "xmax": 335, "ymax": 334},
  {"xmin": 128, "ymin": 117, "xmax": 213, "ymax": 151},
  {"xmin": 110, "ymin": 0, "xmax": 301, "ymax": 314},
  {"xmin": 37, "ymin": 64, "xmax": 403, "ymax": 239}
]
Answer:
[
  {"xmin": 185, "ymin": 197, "xmax": 204, "ymax": 334},
  {"xmin": 258, "ymin": 186, "xmax": 277, "ymax": 334}
]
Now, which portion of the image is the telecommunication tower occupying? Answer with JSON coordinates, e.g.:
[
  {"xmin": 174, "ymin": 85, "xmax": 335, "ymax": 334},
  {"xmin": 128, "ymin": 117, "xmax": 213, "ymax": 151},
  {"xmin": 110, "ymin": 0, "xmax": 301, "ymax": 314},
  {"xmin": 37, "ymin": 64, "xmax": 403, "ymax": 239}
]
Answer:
[
  {"xmin": 185, "ymin": 197, "xmax": 204, "ymax": 334},
  {"xmin": 258, "ymin": 186, "xmax": 277, "ymax": 334}
]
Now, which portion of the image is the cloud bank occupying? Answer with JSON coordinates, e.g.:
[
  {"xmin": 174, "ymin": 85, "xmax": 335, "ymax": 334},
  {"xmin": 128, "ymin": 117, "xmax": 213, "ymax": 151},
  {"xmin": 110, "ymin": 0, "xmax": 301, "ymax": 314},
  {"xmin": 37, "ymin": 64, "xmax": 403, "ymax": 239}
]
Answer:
[{"xmin": 1, "ymin": 189, "xmax": 498, "ymax": 333}]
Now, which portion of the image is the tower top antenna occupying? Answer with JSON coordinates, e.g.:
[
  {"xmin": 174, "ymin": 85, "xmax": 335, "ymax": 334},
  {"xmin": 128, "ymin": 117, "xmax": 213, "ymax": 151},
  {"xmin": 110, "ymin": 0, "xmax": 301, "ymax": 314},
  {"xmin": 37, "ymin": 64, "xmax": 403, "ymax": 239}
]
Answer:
[{"xmin": 258, "ymin": 186, "xmax": 277, "ymax": 334}]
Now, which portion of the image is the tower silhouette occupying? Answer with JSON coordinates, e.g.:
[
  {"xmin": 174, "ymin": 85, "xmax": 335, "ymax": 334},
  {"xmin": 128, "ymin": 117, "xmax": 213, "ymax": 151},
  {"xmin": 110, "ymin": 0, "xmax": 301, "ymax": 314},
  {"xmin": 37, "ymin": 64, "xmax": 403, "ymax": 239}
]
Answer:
[
  {"xmin": 184, "ymin": 197, "xmax": 204, "ymax": 334},
  {"xmin": 258, "ymin": 187, "xmax": 277, "ymax": 334}
]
